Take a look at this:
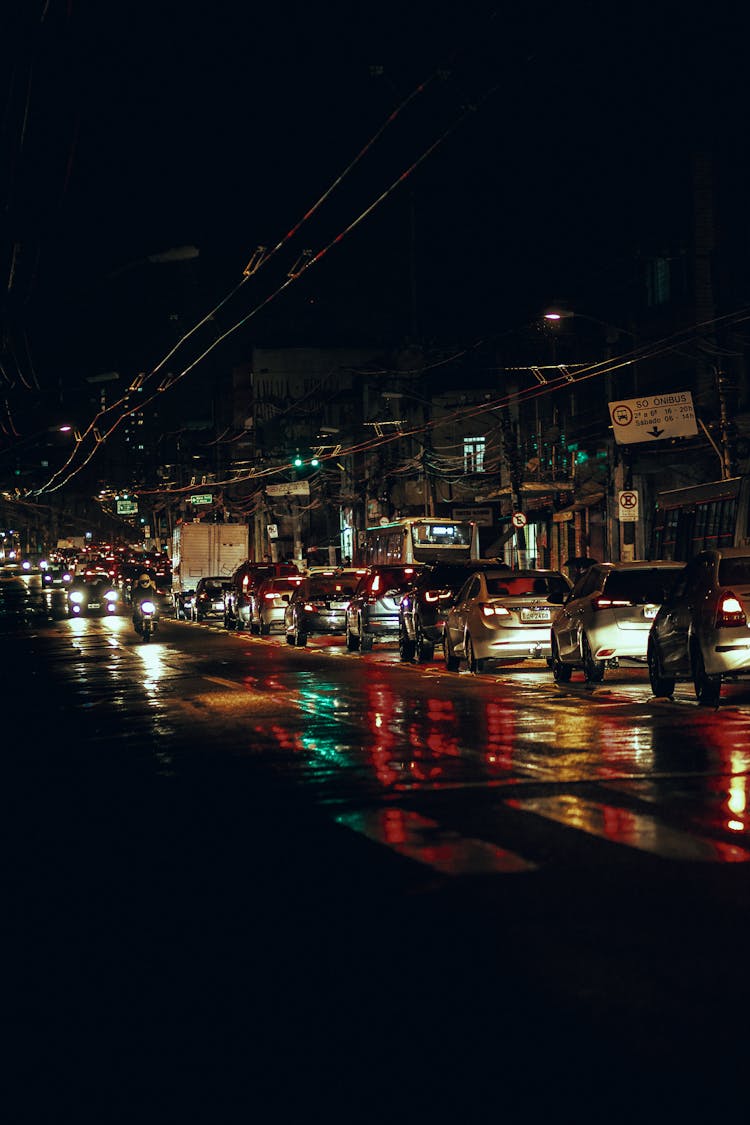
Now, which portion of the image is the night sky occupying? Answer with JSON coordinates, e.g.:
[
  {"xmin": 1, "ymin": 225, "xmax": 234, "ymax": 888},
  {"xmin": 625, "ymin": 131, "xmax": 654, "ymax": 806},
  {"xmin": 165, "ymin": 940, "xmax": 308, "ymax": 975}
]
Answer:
[{"xmin": 3, "ymin": 2, "xmax": 750, "ymax": 446}]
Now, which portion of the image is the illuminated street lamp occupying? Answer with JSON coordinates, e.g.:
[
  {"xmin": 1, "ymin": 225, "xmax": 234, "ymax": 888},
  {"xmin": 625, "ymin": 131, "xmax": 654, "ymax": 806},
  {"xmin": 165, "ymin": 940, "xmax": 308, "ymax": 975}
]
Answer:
[{"xmin": 543, "ymin": 306, "xmax": 636, "ymax": 344}]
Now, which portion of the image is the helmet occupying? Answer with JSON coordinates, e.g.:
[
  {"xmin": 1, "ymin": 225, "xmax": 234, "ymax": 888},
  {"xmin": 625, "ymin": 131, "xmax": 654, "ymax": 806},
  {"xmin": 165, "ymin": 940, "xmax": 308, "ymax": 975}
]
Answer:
[{"xmin": 138, "ymin": 573, "xmax": 152, "ymax": 588}]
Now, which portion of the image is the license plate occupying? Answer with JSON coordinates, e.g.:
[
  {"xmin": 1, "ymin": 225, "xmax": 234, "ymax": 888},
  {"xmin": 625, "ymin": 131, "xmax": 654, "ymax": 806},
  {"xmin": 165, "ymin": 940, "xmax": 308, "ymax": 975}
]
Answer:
[
  {"xmin": 330, "ymin": 601, "xmax": 348, "ymax": 609},
  {"xmin": 521, "ymin": 607, "xmax": 550, "ymax": 623},
  {"xmin": 88, "ymin": 602, "xmax": 100, "ymax": 609}
]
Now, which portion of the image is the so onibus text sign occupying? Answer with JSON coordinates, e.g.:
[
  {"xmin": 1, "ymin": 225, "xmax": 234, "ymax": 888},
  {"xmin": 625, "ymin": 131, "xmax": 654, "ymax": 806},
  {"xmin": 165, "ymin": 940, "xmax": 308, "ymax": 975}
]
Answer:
[{"xmin": 608, "ymin": 392, "xmax": 697, "ymax": 444}]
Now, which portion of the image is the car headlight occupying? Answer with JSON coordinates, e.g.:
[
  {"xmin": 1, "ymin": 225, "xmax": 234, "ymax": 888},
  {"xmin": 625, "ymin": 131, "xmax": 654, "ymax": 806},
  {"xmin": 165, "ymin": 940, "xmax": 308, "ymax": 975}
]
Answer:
[{"xmin": 69, "ymin": 590, "xmax": 85, "ymax": 604}]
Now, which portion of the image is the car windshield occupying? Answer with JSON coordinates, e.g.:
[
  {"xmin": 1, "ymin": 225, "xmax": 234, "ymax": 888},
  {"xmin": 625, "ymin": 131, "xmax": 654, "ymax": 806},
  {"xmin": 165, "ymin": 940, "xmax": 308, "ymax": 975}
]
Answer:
[
  {"xmin": 603, "ymin": 568, "xmax": 683, "ymax": 603},
  {"xmin": 718, "ymin": 557, "xmax": 750, "ymax": 586},
  {"xmin": 485, "ymin": 575, "xmax": 568, "ymax": 599}
]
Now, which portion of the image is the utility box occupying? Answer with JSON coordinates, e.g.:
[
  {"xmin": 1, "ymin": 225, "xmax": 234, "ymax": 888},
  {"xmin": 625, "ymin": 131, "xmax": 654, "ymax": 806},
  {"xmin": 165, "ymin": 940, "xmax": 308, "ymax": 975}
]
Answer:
[{"xmin": 171, "ymin": 523, "xmax": 249, "ymax": 605}]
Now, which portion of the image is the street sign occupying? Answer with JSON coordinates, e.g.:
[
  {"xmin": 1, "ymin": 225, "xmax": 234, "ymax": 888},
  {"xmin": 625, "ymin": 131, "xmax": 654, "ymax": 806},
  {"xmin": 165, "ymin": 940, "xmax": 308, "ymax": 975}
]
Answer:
[
  {"xmin": 608, "ymin": 392, "xmax": 697, "ymax": 444},
  {"xmin": 267, "ymin": 524, "xmax": 278, "ymax": 539},
  {"xmin": 116, "ymin": 500, "xmax": 138, "ymax": 515},
  {"xmin": 511, "ymin": 511, "xmax": 527, "ymax": 529},
  {"xmin": 618, "ymin": 489, "xmax": 639, "ymax": 522},
  {"xmin": 190, "ymin": 493, "xmax": 213, "ymax": 505},
  {"xmin": 266, "ymin": 481, "xmax": 310, "ymax": 497}
]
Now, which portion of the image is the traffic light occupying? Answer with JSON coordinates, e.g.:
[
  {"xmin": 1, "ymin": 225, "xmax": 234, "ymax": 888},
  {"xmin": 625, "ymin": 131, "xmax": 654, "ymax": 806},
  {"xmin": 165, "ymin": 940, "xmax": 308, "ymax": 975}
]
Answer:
[{"xmin": 292, "ymin": 450, "xmax": 320, "ymax": 469}]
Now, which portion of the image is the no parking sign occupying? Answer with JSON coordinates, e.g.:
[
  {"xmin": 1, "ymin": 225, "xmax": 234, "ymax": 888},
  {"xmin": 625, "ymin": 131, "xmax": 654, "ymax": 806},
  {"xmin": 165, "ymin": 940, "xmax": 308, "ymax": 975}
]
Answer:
[
  {"xmin": 618, "ymin": 490, "xmax": 639, "ymax": 522},
  {"xmin": 511, "ymin": 511, "xmax": 527, "ymax": 530}
]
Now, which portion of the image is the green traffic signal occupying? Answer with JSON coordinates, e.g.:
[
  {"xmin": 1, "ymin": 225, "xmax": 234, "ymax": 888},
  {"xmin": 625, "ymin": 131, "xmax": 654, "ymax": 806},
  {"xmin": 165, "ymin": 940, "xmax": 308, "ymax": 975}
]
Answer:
[{"xmin": 292, "ymin": 452, "xmax": 320, "ymax": 468}]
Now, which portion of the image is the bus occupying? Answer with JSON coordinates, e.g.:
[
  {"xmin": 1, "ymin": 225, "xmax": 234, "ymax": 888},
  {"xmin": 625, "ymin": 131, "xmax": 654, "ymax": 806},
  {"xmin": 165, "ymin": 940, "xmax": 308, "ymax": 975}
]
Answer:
[
  {"xmin": 651, "ymin": 475, "xmax": 750, "ymax": 561},
  {"xmin": 360, "ymin": 517, "xmax": 480, "ymax": 566}
]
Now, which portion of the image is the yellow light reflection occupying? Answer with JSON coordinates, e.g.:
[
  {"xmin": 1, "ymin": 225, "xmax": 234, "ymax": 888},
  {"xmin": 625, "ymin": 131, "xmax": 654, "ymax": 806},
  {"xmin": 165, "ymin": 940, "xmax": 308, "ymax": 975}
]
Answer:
[{"xmin": 133, "ymin": 642, "xmax": 168, "ymax": 693}]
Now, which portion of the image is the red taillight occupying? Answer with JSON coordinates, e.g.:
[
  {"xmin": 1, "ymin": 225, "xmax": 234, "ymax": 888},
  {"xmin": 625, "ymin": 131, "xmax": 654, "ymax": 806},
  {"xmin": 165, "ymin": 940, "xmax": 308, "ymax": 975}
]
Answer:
[
  {"xmin": 716, "ymin": 592, "xmax": 747, "ymax": 628},
  {"xmin": 591, "ymin": 597, "xmax": 631, "ymax": 611},
  {"xmin": 425, "ymin": 589, "xmax": 452, "ymax": 603},
  {"xmin": 480, "ymin": 602, "xmax": 511, "ymax": 618}
]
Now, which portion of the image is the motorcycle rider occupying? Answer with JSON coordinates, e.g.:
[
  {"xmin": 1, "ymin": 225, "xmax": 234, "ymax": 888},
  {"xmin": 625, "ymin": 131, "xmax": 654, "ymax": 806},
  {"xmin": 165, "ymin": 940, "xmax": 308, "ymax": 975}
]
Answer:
[{"xmin": 132, "ymin": 571, "xmax": 159, "ymax": 631}]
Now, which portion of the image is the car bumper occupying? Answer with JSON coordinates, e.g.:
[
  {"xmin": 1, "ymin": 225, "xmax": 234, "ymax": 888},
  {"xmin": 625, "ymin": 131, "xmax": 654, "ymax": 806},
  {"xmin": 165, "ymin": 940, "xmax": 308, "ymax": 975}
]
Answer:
[
  {"xmin": 473, "ymin": 624, "xmax": 552, "ymax": 661},
  {"xmin": 704, "ymin": 633, "xmax": 750, "ymax": 677},
  {"xmin": 297, "ymin": 613, "xmax": 348, "ymax": 635},
  {"xmin": 588, "ymin": 625, "xmax": 652, "ymax": 660}
]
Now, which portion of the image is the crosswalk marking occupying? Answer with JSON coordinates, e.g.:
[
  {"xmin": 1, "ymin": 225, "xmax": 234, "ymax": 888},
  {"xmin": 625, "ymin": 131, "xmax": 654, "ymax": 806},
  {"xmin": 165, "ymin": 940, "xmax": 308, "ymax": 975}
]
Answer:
[
  {"xmin": 506, "ymin": 794, "xmax": 750, "ymax": 863},
  {"xmin": 335, "ymin": 807, "xmax": 536, "ymax": 875}
]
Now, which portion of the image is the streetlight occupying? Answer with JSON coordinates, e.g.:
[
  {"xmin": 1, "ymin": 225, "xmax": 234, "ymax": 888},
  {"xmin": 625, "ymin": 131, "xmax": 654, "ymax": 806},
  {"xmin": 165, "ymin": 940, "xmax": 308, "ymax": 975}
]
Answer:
[{"xmin": 543, "ymin": 306, "xmax": 637, "ymax": 344}]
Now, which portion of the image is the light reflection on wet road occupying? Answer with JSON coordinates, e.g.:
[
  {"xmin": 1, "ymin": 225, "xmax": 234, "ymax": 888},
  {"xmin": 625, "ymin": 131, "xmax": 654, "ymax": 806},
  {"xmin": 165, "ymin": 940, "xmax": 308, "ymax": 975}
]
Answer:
[
  {"xmin": 19, "ymin": 610, "xmax": 750, "ymax": 877},
  {"xmin": 6, "ymin": 607, "xmax": 750, "ymax": 1112}
]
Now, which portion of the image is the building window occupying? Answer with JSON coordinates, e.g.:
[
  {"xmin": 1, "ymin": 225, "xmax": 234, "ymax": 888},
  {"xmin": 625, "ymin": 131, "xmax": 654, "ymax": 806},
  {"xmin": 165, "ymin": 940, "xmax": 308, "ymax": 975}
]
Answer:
[
  {"xmin": 646, "ymin": 257, "xmax": 671, "ymax": 306},
  {"xmin": 464, "ymin": 436, "xmax": 485, "ymax": 473}
]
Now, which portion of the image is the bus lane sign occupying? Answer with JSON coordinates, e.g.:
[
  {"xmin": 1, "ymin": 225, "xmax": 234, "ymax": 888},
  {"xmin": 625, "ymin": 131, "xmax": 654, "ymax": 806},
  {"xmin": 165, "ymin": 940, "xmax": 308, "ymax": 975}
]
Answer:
[{"xmin": 608, "ymin": 392, "xmax": 697, "ymax": 444}]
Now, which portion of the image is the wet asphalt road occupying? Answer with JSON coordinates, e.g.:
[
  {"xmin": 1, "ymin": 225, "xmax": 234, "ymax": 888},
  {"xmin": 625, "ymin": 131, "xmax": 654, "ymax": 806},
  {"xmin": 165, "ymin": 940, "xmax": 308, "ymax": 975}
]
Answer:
[{"xmin": 3, "ymin": 590, "xmax": 750, "ymax": 1120}]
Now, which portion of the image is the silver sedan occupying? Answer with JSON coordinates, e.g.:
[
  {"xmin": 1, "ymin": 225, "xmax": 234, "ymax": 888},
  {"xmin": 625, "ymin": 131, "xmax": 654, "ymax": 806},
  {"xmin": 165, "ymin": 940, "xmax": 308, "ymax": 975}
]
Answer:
[
  {"xmin": 647, "ymin": 547, "xmax": 750, "ymax": 705},
  {"xmin": 442, "ymin": 569, "xmax": 571, "ymax": 672},
  {"xmin": 550, "ymin": 561, "xmax": 684, "ymax": 684}
]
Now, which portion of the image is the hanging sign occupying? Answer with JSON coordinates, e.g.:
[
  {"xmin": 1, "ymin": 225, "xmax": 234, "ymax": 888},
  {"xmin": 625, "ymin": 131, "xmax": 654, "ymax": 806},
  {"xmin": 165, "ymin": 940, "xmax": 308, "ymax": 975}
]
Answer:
[{"xmin": 608, "ymin": 392, "xmax": 697, "ymax": 444}]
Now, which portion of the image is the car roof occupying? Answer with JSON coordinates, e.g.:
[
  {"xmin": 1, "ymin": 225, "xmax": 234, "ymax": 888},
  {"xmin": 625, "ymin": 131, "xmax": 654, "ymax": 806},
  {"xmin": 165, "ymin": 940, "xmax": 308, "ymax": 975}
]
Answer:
[{"xmin": 593, "ymin": 560, "xmax": 685, "ymax": 571}]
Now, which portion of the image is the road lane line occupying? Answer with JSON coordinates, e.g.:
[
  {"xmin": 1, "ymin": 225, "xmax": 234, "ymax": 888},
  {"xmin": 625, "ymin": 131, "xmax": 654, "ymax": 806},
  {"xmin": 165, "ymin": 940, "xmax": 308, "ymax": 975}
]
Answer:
[
  {"xmin": 506, "ymin": 794, "xmax": 750, "ymax": 863},
  {"xmin": 335, "ymin": 807, "xmax": 536, "ymax": 875}
]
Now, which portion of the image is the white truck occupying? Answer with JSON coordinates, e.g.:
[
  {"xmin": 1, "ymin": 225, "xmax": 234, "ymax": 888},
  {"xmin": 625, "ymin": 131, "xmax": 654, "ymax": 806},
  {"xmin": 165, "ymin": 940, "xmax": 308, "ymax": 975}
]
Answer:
[{"xmin": 171, "ymin": 522, "xmax": 250, "ymax": 619}]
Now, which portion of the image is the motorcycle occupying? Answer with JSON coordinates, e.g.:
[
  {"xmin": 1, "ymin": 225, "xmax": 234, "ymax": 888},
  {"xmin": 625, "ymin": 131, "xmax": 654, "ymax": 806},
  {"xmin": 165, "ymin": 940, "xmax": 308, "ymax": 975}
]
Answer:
[{"xmin": 133, "ymin": 596, "xmax": 159, "ymax": 641}]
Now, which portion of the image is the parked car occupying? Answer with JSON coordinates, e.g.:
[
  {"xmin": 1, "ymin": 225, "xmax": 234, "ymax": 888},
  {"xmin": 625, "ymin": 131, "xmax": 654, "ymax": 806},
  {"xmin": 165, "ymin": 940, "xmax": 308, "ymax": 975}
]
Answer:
[
  {"xmin": 191, "ymin": 575, "xmax": 230, "ymax": 622},
  {"xmin": 442, "ymin": 568, "xmax": 571, "ymax": 672},
  {"xmin": 284, "ymin": 572, "xmax": 363, "ymax": 646},
  {"xmin": 251, "ymin": 575, "xmax": 304, "ymax": 635},
  {"xmin": 550, "ymin": 560, "xmax": 684, "ymax": 684},
  {"xmin": 398, "ymin": 560, "xmax": 511, "ymax": 663},
  {"xmin": 223, "ymin": 561, "xmax": 301, "ymax": 631},
  {"xmin": 647, "ymin": 547, "xmax": 750, "ymax": 705},
  {"xmin": 345, "ymin": 565, "xmax": 422, "ymax": 652}
]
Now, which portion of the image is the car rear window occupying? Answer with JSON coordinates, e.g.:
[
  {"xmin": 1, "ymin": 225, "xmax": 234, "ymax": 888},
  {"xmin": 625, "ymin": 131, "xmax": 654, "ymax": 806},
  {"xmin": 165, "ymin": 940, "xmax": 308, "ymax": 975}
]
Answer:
[
  {"xmin": 372, "ymin": 568, "xmax": 417, "ymax": 591},
  {"xmin": 308, "ymin": 578, "xmax": 358, "ymax": 597},
  {"xmin": 718, "ymin": 557, "xmax": 750, "ymax": 586},
  {"xmin": 485, "ymin": 575, "xmax": 568, "ymax": 599},
  {"xmin": 603, "ymin": 568, "xmax": 682, "ymax": 603}
]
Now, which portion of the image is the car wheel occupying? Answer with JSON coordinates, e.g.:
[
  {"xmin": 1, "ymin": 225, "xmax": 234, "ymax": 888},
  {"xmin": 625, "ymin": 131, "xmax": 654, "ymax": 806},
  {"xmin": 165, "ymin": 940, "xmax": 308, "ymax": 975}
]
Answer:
[
  {"xmin": 346, "ymin": 623, "xmax": 360, "ymax": 651},
  {"xmin": 224, "ymin": 611, "xmax": 232, "ymax": 629},
  {"xmin": 399, "ymin": 622, "xmax": 416, "ymax": 662},
  {"xmin": 467, "ymin": 635, "xmax": 487, "ymax": 674},
  {"xmin": 294, "ymin": 625, "xmax": 308, "ymax": 646},
  {"xmin": 582, "ymin": 634, "xmax": 605, "ymax": 683},
  {"xmin": 551, "ymin": 634, "xmax": 572, "ymax": 683},
  {"xmin": 648, "ymin": 637, "xmax": 675, "ymax": 697},
  {"xmin": 443, "ymin": 631, "xmax": 460, "ymax": 671},
  {"xmin": 360, "ymin": 631, "xmax": 374, "ymax": 652},
  {"xmin": 415, "ymin": 622, "xmax": 434, "ymax": 662},
  {"xmin": 260, "ymin": 619, "xmax": 270, "ymax": 636},
  {"xmin": 286, "ymin": 629, "xmax": 295, "ymax": 645},
  {"xmin": 692, "ymin": 643, "xmax": 721, "ymax": 706}
]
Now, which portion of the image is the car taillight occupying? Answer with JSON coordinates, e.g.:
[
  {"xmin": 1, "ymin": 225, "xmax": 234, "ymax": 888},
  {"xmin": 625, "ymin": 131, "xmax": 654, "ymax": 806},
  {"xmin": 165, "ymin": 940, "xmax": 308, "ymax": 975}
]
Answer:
[
  {"xmin": 716, "ymin": 592, "xmax": 747, "ymax": 628},
  {"xmin": 480, "ymin": 602, "xmax": 511, "ymax": 618},
  {"xmin": 591, "ymin": 597, "xmax": 631, "ymax": 611},
  {"xmin": 425, "ymin": 589, "xmax": 452, "ymax": 603}
]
